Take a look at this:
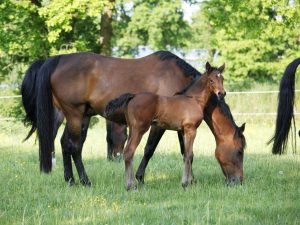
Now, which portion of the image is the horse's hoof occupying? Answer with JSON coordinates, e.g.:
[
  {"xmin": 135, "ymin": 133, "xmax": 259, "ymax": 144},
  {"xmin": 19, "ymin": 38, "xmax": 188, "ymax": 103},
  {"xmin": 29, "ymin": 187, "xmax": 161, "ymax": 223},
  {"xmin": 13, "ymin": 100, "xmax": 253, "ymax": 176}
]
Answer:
[
  {"xmin": 65, "ymin": 177, "xmax": 75, "ymax": 186},
  {"xmin": 181, "ymin": 181, "xmax": 188, "ymax": 190},
  {"xmin": 80, "ymin": 179, "xmax": 92, "ymax": 187},
  {"xmin": 135, "ymin": 174, "xmax": 145, "ymax": 184}
]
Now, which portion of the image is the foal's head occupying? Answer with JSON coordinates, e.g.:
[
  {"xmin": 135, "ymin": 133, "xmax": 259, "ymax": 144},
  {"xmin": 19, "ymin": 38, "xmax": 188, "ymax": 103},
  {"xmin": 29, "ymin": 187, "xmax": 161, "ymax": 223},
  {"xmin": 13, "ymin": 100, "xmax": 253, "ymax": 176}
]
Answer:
[{"xmin": 205, "ymin": 62, "xmax": 226, "ymax": 100}]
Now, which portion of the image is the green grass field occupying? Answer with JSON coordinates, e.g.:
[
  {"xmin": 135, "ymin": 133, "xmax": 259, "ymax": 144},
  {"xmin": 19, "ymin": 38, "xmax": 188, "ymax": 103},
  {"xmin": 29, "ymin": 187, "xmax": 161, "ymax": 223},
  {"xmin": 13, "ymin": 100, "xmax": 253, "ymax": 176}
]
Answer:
[
  {"xmin": 1, "ymin": 81, "xmax": 300, "ymax": 224},
  {"xmin": 0, "ymin": 113, "xmax": 300, "ymax": 225}
]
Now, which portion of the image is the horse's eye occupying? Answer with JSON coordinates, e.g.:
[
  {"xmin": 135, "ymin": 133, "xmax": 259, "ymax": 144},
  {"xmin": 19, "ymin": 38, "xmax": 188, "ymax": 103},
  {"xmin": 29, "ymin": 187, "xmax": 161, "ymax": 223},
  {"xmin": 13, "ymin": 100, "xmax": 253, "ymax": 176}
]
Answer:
[
  {"xmin": 237, "ymin": 149, "xmax": 244, "ymax": 157},
  {"xmin": 210, "ymin": 79, "xmax": 214, "ymax": 84}
]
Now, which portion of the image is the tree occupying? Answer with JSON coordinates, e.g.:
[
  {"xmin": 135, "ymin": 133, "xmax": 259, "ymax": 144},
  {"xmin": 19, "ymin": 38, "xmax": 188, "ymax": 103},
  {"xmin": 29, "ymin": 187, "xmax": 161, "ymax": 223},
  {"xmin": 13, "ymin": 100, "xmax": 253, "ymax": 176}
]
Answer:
[
  {"xmin": 100, "ymin": 0, "xmax": 116, "ymax": 55},
  {"xmin": 113, "ymin": 0, "xmax": 191, "ymax": 56},
  {"xmin": 192, "ymin": 0, "xmax": 300, "ymax": 84}
]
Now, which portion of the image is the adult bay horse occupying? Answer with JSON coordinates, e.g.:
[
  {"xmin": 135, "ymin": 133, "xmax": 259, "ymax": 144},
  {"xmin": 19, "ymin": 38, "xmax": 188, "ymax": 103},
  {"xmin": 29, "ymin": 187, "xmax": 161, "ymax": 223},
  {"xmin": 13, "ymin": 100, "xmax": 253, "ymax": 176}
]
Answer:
[
  {"xmin": 21, "ymin": 51, "xmax": 245, "ymax": 185},
  {"xmin": 105, "ymin": 62, "xmax": 226, "ymax": 189},
  {"xmin": 269, "ymin": 58, "xmax": 300, "ymax": 154}
]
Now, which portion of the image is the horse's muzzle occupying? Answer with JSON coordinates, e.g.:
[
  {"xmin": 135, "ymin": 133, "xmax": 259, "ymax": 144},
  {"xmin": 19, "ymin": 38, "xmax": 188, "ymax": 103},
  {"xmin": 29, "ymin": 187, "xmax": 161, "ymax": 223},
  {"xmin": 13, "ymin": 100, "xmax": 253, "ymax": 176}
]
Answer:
[
  {"xmin": 217, "ymin": 91, "xmax": 226, "ymax": 100},
  {"xmin": 226, "ymin": 176, "xmax": 243, "ymax": 186}
]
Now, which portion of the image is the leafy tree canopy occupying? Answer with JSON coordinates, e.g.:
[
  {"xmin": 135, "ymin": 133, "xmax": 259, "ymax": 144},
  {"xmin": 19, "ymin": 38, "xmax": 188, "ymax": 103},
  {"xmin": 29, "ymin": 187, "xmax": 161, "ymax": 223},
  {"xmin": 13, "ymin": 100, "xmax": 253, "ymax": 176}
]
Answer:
[{"xmin": 192, "ymin": 0, "xmax": 300, "ymax": 84}]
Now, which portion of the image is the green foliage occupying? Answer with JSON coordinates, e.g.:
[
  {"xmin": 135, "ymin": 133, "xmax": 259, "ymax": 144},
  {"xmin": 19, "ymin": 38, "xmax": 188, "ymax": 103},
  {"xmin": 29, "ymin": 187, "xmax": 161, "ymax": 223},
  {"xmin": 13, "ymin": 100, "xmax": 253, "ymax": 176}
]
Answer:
[
  {"xmin": 113, "ymin": 0, "xmax": 191, "ymax": 56},
  {"xmin": 0, "ymin": 0, "xmax": 49, "ymax": 82},
  {"xmin": 0, "ymin": 0, "xmax": 109, "ymax": 83},
  {"xmin": 39, "ymin": 0, "xmax": 108, "ymax": 54},
  {"xmin": 192, "ymin": 0, "xmax": 300, "ymax": 84}
]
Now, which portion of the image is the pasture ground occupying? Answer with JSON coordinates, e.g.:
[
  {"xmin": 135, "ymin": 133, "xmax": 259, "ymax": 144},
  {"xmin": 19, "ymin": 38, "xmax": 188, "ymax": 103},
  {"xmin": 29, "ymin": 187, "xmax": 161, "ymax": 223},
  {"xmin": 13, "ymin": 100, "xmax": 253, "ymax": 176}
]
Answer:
[
  {"xmin": 0, "ymin": 115, "xmax": 300, "ymax": 225},
  {"xmin": 1, "ymin": 81, "xmax": 300, "ymax": 224}
]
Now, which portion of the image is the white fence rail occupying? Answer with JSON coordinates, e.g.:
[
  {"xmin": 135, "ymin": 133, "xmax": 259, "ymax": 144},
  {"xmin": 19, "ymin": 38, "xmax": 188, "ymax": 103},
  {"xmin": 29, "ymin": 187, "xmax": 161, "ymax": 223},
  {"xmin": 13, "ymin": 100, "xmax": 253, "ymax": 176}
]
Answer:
[{"xmin": 1, "ymin": 91, "xmax": 300, "ymax": 121}]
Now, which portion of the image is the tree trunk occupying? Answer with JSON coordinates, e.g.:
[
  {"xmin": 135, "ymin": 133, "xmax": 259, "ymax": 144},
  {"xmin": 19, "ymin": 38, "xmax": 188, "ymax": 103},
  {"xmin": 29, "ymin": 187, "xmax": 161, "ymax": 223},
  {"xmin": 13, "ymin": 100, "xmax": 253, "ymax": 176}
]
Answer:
[
  {"xmin": 31, "ymin": 0, "xmax": 41, "ymax": 7},
  {"xmin": 100, "ymin": 0, "xmax": 115, "ymax": 56}
]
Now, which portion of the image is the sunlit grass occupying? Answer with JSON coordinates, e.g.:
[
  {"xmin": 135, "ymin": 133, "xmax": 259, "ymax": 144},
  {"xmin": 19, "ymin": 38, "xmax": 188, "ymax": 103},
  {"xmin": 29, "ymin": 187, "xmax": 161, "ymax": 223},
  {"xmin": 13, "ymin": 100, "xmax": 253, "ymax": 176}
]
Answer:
[{"xmin": 0, "ymin": 118, "xmax": 300, "ymax": 224}]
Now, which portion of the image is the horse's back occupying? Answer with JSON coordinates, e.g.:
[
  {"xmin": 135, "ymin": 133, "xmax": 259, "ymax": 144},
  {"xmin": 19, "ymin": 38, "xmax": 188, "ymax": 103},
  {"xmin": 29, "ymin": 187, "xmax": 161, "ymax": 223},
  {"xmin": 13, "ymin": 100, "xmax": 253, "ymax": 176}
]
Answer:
[{"xmin": 50, "ymin": 51, "xmax": 194, "ymax": 115}]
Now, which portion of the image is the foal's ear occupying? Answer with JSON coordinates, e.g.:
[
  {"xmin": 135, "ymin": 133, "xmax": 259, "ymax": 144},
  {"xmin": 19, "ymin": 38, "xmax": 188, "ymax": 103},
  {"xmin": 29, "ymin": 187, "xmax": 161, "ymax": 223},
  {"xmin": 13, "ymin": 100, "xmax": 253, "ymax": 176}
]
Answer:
[
  {"xmin": 218, "ymin": 63, "xmax": 225, "ymax": 73},
  {"xmin": 239, "ymin": 123, "xmax": 246, "ymax": 133},
  {"xmin": 206, "ymin": 62, "xmax": 213, "ymax": 72}
]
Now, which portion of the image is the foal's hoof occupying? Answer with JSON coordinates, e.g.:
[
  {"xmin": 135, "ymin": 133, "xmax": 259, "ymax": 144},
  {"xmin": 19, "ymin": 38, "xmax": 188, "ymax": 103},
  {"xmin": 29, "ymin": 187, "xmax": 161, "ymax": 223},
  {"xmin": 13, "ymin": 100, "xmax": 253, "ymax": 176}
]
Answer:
[
  {"xmin": 126, "ymin": 183, "xmax": 137, "ymax": 191},
  {"xmin": 181, "ymin": 181, "xmax": 188, "ymax": 190}
]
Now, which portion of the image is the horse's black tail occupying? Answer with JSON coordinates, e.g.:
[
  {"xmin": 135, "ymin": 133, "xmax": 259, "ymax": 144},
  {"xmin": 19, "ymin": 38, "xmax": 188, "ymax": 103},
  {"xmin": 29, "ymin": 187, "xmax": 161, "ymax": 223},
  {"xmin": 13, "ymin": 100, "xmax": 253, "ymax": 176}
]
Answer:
[
  {"xmin": 269, "ymin": 58, "xmax": 300, "ymax": 154},
  {"xmin": 36, "ymin": 56, "xmax": 61, "ymax": 173},
  {"xmin": 104, "ymin": 93, "xmax": 135, "ymax": 119},
  {"xmin": 21, "ymin": 60, "xmax": 45, "ymax": 141}
]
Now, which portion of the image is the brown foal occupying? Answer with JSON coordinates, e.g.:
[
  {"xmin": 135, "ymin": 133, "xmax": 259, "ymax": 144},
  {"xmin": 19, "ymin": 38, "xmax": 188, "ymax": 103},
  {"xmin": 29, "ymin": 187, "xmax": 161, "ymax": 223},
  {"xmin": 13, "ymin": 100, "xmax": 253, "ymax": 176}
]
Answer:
[{"xmin": 105, "ymin": 62, "xmax": 226, "ymax": 190}]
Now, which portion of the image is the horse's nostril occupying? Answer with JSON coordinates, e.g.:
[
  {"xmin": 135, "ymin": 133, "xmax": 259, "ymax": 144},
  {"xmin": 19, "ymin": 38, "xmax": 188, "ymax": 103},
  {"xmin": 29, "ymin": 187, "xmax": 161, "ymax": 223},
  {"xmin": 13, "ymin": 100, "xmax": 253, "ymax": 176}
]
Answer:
[{"xmin": 218, "ymin": 92, "xmax": 224, "ymax": 98}]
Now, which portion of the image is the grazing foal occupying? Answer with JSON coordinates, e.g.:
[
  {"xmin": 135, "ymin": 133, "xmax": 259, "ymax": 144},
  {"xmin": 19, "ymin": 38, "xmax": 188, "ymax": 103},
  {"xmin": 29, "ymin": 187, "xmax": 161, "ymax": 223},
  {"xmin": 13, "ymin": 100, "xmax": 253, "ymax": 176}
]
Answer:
[{"xmin": 105, "ymin": 62, "xmax": 226, "ymax": 190}]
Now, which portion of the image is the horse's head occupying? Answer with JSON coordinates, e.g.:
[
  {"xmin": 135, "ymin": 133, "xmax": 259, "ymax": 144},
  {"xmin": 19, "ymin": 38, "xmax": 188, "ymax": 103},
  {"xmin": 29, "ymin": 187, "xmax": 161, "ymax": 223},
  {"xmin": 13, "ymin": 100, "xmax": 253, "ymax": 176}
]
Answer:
[
  {"xmin": 205, "ymin": 62, "xmax": 226, "ymax": 100},
  {"xmin": 215, "ymin": 123, "xmax": 246, "ymax": 185}
]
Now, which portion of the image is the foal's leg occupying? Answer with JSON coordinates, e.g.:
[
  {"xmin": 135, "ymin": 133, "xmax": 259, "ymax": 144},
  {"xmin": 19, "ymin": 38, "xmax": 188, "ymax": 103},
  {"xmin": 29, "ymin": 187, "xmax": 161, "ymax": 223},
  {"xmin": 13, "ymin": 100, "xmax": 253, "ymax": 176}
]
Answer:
[
  {"xmin": 178, "ymin": 130, "xmax": 194, "ymax": 176},
  {"xmin": 71, "ymin": 116, "xmax": 91, "ymax": 186},
  {"xmin": 135, "ymin": 126, "xmax": 166, "ymax": 183},
  {"xmin": 124, "ymin": 128, "xmax": 144, "ymax": 190},
  {"xmin": 181, "ymin": 126, "xmax": 197, "ymax": 188}
]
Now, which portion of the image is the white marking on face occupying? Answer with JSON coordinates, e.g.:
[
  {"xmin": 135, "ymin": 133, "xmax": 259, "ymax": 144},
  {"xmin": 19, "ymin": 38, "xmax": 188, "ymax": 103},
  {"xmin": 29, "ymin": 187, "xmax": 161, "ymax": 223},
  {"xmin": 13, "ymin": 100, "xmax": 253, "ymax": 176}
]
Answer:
[{"xmin": 217, "ymin": 73, "xmax": 221, "ymax": 77}]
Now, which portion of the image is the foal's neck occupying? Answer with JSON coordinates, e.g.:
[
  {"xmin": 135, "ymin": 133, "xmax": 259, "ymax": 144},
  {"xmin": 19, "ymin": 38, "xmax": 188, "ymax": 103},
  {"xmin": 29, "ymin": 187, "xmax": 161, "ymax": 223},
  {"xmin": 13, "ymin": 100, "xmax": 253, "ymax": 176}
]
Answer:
[{"xmin": 184, "ymin": 76, "xmax": 212, "ymax": 108}]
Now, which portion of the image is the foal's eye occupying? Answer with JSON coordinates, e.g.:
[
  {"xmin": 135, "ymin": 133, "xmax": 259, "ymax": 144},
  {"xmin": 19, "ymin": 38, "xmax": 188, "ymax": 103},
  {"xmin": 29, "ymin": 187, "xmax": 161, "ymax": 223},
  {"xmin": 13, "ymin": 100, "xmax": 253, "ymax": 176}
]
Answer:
[{"xmin": 210, "ymin": 79, "xmax": 214, "ymax": 84}]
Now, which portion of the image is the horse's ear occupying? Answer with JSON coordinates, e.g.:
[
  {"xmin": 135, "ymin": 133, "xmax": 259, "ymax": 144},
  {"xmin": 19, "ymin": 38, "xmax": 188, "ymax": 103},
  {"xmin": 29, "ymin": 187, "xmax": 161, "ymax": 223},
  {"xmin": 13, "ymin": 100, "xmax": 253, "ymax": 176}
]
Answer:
[
  {"xmin": 206, "ymin": 62, "xmax": 212, "ymax": 72},
  {"xmin": 239, "ymin": 123, "xmax": 246, "ymax": 133},
  {"xmin": 218, "ymin": 63, "xmax": 225, "ymax": 73}
]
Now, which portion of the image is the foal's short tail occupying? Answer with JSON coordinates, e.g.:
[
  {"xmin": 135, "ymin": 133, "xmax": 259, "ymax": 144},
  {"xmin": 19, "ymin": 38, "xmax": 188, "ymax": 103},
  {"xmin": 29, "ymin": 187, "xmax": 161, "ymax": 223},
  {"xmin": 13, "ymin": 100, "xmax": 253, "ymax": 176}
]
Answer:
[
  {"xmin": 35, "ymin": 56, "xmax": 61, "ymax": 173},
  {"xmin": 21, "ymin": 60, "xmax": 45, "ymax": 141},
  {"xmin": 268, "ymin": 58, "xmax": 300, "ymax": 154},
  {"xmin": 104, "ymin": 93, "xmax": 135, "ymax": 119}
]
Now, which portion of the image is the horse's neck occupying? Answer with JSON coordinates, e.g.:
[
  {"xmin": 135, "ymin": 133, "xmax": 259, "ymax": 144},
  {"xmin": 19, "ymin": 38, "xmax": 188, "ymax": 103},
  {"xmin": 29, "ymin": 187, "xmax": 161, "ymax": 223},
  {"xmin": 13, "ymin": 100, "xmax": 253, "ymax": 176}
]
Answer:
[
  {"xmin": 185, "ymin": 78, "xmax": 211, "ymax": 108},
  {"xmin": 205, "ymin": 106, "xmax": 236, "ymax": 145}
]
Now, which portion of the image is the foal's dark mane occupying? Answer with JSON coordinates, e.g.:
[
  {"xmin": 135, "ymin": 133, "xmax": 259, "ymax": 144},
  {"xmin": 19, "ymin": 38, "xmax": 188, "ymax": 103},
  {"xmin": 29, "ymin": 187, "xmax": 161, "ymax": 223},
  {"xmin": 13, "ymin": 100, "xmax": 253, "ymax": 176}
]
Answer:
[{"xmin": 156, "ymin": 51, "xmax": 247, "ymax": 149}]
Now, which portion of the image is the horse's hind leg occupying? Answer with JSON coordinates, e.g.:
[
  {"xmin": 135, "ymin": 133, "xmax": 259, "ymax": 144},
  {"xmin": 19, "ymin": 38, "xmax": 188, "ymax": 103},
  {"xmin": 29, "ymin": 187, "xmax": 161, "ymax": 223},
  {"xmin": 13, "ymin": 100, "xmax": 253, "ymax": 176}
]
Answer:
[
  {"xmin": 61, "ymin": 127, "xmax": 75, "ymax": 185},
  {"xmin": 135, "ymin": 126, "xmax": 165, "ymax": 183},
  {"xmin": 71, "ymin": 116, "xmax": 91, "ymax": 186},
  {"xmin": 61, "ymin": 114, "xmax": 91, "ymax": 186}
]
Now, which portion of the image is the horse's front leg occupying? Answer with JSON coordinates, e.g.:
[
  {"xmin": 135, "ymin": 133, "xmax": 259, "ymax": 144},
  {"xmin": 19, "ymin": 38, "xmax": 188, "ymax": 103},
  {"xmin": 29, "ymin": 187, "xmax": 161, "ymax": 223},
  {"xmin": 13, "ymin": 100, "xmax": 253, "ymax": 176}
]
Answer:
[
  {"xmin": 124, "ymin": 128, "xmax": 144, "ymax": 190},
  {"xmin": 181, "ymin": 125, "xmax": 197, "ymax": 188}
]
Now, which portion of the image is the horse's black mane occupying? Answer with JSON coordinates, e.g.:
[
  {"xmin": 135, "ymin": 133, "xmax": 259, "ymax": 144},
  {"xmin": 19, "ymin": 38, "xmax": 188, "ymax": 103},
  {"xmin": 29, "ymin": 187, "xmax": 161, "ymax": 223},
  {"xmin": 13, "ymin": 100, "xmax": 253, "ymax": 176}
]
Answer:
[
  {"xmin": 217, "ymin": 97, "xmax": 247, "ymax": 149},
  {"xmin": 154, "ymin": 51, "xmax": 201, "ymax": 79}
]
